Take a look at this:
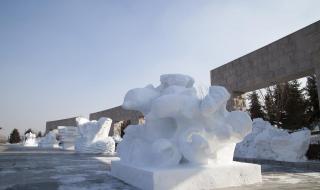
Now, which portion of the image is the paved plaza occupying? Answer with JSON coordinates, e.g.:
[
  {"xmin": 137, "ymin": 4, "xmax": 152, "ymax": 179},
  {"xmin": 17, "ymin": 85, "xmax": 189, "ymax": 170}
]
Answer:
[{"xmin": 0, "ymin": 145, "xmax": 320, "ymax": 190}]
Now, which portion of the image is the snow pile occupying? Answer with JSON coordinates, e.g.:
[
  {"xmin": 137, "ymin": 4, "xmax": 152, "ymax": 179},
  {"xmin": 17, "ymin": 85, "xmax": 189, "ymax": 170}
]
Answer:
[
  {"xmin": 235, "ymin": 118, "xmax": 311, "ymax": 162},
  {"xmin": 75, "ymin": 117, "xmax": 115, "ymax": 154},
  {"xmin": 310, "ymin": 134, "xmax": 320, "ymax": 144},
  {"xmin": 24, "ymin": 132, "xmax": 38, "ymax": 147},
  {"xmin": 58, "ymin": 126, "xmax": 79, "ymax": 150},
  {"xmin": 311, "ymin": 125, "xmax": 320, "ymax": 144},
  {"xmin": 118, "ymin": 74, "xmax": 253, "ymax": 167},
  {"xmin": 38, "ymin": 130, "xmax": 59, "ymax": 148}
]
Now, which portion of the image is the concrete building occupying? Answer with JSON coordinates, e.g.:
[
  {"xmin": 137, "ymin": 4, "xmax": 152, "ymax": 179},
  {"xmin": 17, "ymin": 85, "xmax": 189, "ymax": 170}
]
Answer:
[
  {"xmin": 45, "ymin": 106, "xmax": 142, "ymax": 136},
  {"xmin": 90, "ymin": 106, "xmax": 143, "ymax": 136},
  {"xmin": 211, "ymin": 20, "xmax": 320, "ymax": 110},
  {"xmin": 45, "ymin": 117, "xmax": 78, "ymax": 134},
  {"xmin": 89, "ymin": 106, "xmax": 142, "ymax": 124}
]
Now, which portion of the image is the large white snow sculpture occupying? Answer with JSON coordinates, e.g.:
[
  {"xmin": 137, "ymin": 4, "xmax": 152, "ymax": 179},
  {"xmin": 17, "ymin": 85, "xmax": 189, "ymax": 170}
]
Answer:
[
  {"xmin": 38, "ymin": 130, "xmax": 59, "ymax": 148},
  {"xmin": 24, "ymin": 132, "xmax": 38, "ymax": 147},
  {"xmin": 58, "ymin": 126, "xmax": 79, "ymax": 150},
  {"xmin": 75, "ymin": 117, "xmax": 115, "ymax": 154},
  {"xmin": 235, "ymin": 118, "xmax": 311, "ymax": 162},
  {"xmin": 111, "ymin": 74, "xmax": 262, "ymax": 190}
]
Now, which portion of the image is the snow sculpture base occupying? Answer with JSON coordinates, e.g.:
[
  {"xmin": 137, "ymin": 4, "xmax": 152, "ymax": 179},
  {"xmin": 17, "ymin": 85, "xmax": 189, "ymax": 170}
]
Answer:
[{"xmin": 111, "ymin": 161, "xmax": 262, "ymax": 190}]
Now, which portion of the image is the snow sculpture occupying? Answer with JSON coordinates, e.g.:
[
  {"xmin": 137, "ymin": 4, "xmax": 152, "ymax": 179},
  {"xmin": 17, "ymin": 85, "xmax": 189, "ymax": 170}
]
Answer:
[
  {"xmin": 38, "ymin": 130, "xmax": 59, "ymax": 148},
  {"xmin": 111, "ymin": 74, "xmax": 262, "ymax": 190},
  {"xmin": 310, "ymin": 134, "xmax": 320, "ymax": 144},
  {"xmin": 235, "ymin": 118, "xmax": 311, "ymax": 162},
  {"xmin": 75, "ymin": 117, "xmax": 115, "ymax": 154},
  {"xmin": 112, "ymin": 135, "xmax": 122, "ymax": 144},
  {"xmin": 24, "ymin": 132, "xmax": 38, "ymax": 147},
  {"xmin": 58, "ymin": 126, "xmax": 79, "ymax": 150}
]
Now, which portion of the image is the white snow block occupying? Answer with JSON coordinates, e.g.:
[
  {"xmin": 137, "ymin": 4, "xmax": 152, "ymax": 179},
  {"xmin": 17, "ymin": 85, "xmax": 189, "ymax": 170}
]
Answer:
[{"xmin": 111, "ymin": 161, "xmax": 262, "ymax": 190}]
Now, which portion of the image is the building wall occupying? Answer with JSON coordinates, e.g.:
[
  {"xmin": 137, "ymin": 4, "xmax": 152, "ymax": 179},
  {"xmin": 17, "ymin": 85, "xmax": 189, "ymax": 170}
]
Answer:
[
  {"xmin": 45, "ymin": 117, "xmax": 78, "ymax": 134},
  {"xmin": 315, "ymin": 57, "xmax": 320, "ymax": 107},
  {"xmin": 210, "ymin": 20, "xmax": 320, "ymax": 110},
  {"xmin": 89, "ymin": 106, "xmax": 143, "ymax": 136},
  {"xmin": 45, "ymin": 106, "xmax": 143, "ymax": 136},
  {"xmin": 89, "ymin": 106, "xmax": 143, "ymax": 124}
]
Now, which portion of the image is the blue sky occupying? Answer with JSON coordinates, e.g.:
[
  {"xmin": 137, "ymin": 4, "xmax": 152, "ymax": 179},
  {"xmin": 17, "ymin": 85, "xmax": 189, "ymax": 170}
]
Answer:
[{"xmin": 1, "ymin": 0, "xmax": 320, "ymax": 136}]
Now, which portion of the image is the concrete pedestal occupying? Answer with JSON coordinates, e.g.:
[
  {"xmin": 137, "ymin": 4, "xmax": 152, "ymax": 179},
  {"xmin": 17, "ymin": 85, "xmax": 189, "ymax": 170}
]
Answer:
[{"xmin": 111, "ymin": 161, "xmax": 262, "ymax": 190}]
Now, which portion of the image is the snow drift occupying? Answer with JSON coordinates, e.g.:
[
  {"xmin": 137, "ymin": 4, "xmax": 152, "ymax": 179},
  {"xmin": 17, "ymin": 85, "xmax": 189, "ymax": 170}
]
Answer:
[
  {"xmin": 235, "ymin": 118, "xmax": 311, "ymax": 162},
  {"xmin": 75, "ymin": 117, "xmax": 115, "ymax": 154}
]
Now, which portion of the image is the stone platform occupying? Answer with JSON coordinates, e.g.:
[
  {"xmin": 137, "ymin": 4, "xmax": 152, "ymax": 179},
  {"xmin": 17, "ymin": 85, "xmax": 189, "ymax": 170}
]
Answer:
[{"xmin": 111, "ymin": 161, "xmax": 262, "ymax": 190}]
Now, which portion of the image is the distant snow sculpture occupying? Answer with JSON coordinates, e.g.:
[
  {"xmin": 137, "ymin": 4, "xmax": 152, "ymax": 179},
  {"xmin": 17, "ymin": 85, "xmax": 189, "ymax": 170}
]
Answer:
[
  {"xmin": 75, "ymin": 117, "xmax": 115, "ymax": 154},
  {"xmin": 38, "ymin": 130, "xmax": 59, "ymax": 148},
  {"xmin": 118, "ymin": 74, "xmax": 253, "ymax": 167},
  {"xmin": 24, "ymin": 132, "xmax": 38, "ymax": 147},
  {"xmin": 58, "ymin": 126, "xmax": 79, "ymax": 150},
  {"xmin": 235, "ymin": 118, "xmax": 311, "ymax": 162}
]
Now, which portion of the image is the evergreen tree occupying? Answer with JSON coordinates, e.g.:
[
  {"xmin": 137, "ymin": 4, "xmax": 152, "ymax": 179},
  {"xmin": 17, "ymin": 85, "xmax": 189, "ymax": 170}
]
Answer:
[
  {"xmin": 282, "ymin": 80, "xmax": 307, "ymax": 131},
  {"xmin": 273, "ymin": 83, "xmax": 289, "ymax": 128},
  {"xmin": 248, "ymin": 91, "xmax": 265, "ymax": 119},
  {"xmin": 305, "ymin": 75, "xmax": 320, "ymax": 125},
  {"xmin": 9, "ymin": 128, "xmax": 21, "ymax": 144},
  {"xmin": 264, "ymin": 87, "xmax": 277, "ymax": 125}
]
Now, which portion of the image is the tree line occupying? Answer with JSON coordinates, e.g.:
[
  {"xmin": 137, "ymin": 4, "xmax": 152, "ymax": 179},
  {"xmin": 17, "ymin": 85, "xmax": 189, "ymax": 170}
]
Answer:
[{"xmin": 248, "ymin": 75, "xmax": 319, "ymax": 131}]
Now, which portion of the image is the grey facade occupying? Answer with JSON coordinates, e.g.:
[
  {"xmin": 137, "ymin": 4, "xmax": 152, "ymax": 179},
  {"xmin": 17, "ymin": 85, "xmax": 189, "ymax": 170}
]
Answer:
[
  {"xmin": 89, "ymin": 106, "xmax": 143, "ymax": 136},
  {"xmin": 89, "ymin": 106, "xmax": 142, "ymax": 124},
  {"xmin": 45, "ymin": 117, "xmax": 78, "ymax": 134},
  {"xmin": 211, "ymin": 20, "xmax": 320, "ymax": 110},
  {"xmin": 45, "ymin": 106, "xmax": 142, "ymax": 136}
]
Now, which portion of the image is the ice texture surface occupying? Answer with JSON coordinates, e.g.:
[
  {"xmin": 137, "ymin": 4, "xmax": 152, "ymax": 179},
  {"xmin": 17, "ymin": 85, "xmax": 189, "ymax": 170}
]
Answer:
[
  {"xmin": 118, "ymin": 74, "xmax": 253, "ymax": 167},
  {"xmin": 235, "ymin": 118, "xmax": 311, "ymax": 162}
]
